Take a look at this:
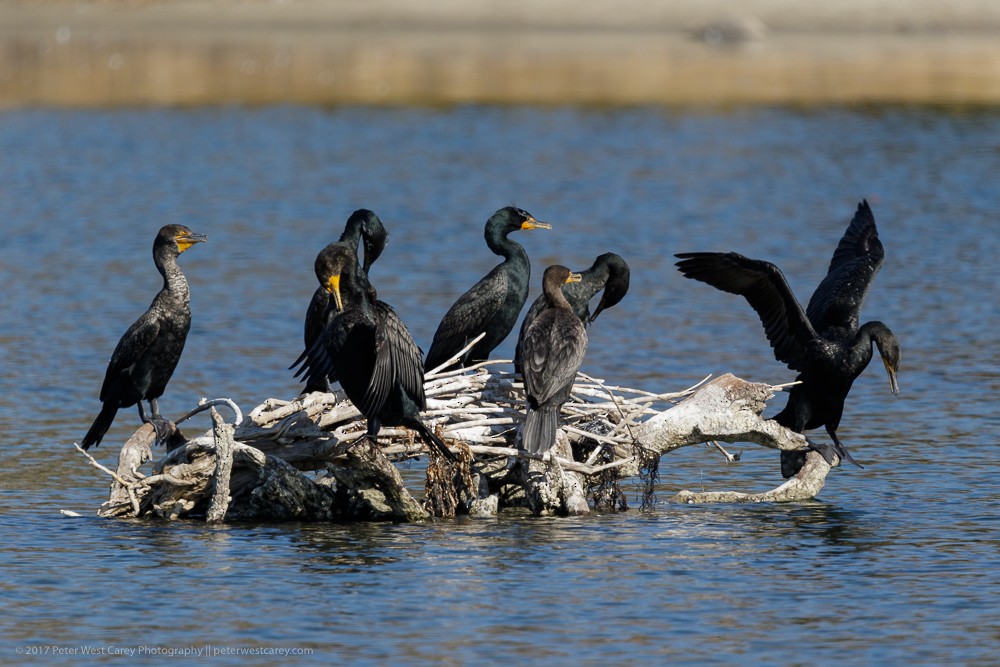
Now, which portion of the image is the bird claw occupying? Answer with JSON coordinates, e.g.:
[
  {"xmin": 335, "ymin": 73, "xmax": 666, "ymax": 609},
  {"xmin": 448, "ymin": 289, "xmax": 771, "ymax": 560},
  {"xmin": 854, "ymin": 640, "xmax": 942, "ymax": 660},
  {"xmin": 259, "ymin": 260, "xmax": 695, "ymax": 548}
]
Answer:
[
  {"xmin": 148, "ymin": 417, "xmax": 175, "ymax": 445},
  {"xmin": 350, "ymin": 433, "xmax": 378, "ymax": 447},
  {"xmin": 832, "ymin": 443, "xmax": 864, "ymax": 469},
  {"xmin": 804, "ymin": 439, "xmax": 864, "ymax": 470}
]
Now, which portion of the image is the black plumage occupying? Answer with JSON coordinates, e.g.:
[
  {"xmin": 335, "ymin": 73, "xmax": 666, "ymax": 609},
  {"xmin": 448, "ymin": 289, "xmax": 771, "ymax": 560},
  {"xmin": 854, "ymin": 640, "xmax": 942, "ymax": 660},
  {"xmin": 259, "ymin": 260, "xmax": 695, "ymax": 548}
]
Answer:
[
  {"xmin": 301, "ymin": 244, "xmax": 456, "ymax": 461},
  {"xmin": 295, "ymin": 209, "xmax": 388, "ymax": 393},
  {"xmin": 423, "ymin": 206, "xmax": 550, "ymax": 373},
  {"xmin": 675, "ymin": 200, "xmax": 899, "ymax": 476},
  {"xmin": 514, "ymin": 252, "xmax": 629, "ymax": 376},
  {"xmin": 520, "ymin": 265, "xmax": 589, "ymax": 455},
  {"xmin": 82, "ymin": 224, "xmax": 207, "ymax": 450}
]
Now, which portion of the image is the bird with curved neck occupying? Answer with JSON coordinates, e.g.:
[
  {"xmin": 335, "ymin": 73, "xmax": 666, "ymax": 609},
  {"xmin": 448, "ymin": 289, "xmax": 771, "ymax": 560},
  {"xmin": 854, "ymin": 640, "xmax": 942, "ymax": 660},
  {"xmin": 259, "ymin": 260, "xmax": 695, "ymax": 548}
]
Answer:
[
  {"xmin": 82, "ymin": 224, "xmax": 207, "ymax": 450},
  {"xmin": 514, "ymin": 252, "xmax": 629, "ymax": 376},
  {"xmin": 302, "ymin": 244, "xmax": 456, "ymax": 461},
  {"xmin": 424, "ymin": 206, "xmax": 550, "ymax": 373},
  {"xmin": 675, "ymin": 200, "xmax": 899, "ymax": 476},
  {"xmin": 520, "ymin": 265, "xmax": 588, "ymax": 455},
  {"xmin": 294, "ymin": 209, "xmax": 388, "ymax": 393}
]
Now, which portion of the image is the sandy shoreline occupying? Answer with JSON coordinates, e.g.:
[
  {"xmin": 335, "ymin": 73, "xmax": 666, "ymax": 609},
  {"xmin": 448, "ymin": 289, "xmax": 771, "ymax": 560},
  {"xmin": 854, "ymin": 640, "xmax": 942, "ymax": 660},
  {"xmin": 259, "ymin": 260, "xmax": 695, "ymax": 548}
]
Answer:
[{"xmin": 3, "ymin": 0, "xmax": 1000, "ymax": 108}]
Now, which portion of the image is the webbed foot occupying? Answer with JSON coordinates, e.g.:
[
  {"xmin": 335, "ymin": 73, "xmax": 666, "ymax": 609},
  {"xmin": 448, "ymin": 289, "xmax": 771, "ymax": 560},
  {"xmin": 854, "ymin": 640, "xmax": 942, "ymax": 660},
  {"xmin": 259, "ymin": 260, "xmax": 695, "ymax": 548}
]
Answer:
[
  {"xmin": 831, "ymin": 442, "xmax": 863, "ymax": 470},
  {"xmin": 149, "ymin": 417, "xmax": 175, "ymax": 443}
]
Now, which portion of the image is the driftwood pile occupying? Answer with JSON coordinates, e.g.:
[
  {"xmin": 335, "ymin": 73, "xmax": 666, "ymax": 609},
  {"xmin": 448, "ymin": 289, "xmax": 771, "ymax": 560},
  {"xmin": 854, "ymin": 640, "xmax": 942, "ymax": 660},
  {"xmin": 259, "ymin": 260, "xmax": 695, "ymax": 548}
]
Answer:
[{"xmin": 77, "ymin": 352, "xmax": 841, "ymax": 522}]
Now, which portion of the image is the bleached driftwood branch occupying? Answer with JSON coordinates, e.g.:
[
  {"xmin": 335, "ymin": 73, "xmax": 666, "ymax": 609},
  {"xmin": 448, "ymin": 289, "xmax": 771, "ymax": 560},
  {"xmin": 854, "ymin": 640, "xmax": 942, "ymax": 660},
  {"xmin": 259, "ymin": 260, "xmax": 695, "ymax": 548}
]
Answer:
[{"xmin": 81, "ymin": 364, "xmax": 834, "ymax": 522}]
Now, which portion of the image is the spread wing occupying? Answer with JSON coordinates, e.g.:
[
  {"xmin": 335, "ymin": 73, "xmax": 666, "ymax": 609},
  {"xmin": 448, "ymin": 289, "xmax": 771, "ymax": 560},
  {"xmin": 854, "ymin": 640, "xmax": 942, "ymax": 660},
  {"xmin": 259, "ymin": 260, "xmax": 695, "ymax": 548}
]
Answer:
[
  {"xmin": 292, "ymin": 287, "xmax": 340, "ymax": 383},
  {"xmin": 293, "ymin": 306, "xmax": 342, "ymax": 387},
  {"xmin": 806, "ymin": 200, "xmax": 884, "ymax": 339},
  {"xmin": 675, "ymin": 252, "xmax": 818, "ymax": 371}
]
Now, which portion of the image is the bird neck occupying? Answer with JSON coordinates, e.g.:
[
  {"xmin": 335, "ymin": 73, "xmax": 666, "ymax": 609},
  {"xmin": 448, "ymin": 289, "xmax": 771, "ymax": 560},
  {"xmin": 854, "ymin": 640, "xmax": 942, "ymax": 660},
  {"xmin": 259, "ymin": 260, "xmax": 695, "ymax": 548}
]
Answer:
[
  {"xmin": 339, "ymin": 214, "xmax": 371, "ymax": 247},
  {"xmin": 154, "ymin": 247, "xmax": 188, "ymax": 299},
  {"xmin": 338, "ymin": 226, "xmax": 362, "ymax": 247},
  {"xmin": 849, "ymin": 321, "xmax": 889, "ymax": 370},
  {"xmin": 339, "ymin": 272, "xmax": 371, "ymax": 310},
  {"xmin": 544, "ymin": 284, "xmax": 574, "ymax": 312},
  {"xmin": 563, "ymin": 265, "xmax": 607, "ymax": 312},
  {"xmin": 485, "ymin": 226, "xmax": 528, "ymax": 264}
]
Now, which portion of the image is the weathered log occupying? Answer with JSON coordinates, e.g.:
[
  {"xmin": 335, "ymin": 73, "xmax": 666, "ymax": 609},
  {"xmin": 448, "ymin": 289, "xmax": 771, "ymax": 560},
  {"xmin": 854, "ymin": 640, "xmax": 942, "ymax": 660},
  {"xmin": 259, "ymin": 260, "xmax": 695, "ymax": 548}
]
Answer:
[
  {"xmin": 205, "ymin": 408, "xmax": 234, "ymax": 523},
  {"xmin": 79, "ymin": 365, "xmax": 836, "ymax": 522}
]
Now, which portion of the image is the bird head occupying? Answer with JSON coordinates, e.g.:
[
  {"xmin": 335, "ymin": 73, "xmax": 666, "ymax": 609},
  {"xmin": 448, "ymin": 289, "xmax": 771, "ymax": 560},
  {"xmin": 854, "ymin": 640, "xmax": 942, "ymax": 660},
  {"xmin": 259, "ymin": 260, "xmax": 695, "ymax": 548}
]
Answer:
[
  {"xmin": 346, "ymin": 209, "xmax": 388, "ymax": 274},
  {"xmin": 158, "ymin": 225, "xmax": 207, "ymax": 253},
  {"xmin": 589, "ymin": 253, "xmax": 630, "ymax": 323},
  {"xmin": 874, "ymin": 324, "xmax": 900, "ymax": 395},
  {"xmin": 315, "ymin": 245, "xmax": 355, "ymax": 312}
]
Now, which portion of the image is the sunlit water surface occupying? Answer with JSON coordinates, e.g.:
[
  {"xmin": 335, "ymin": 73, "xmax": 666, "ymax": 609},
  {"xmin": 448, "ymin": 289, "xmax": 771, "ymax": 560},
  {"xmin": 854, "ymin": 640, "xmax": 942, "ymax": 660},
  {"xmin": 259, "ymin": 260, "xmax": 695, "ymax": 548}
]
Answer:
[{"xmin": 0, "ymin": 106, "xmax": 997, "ymax": 665}]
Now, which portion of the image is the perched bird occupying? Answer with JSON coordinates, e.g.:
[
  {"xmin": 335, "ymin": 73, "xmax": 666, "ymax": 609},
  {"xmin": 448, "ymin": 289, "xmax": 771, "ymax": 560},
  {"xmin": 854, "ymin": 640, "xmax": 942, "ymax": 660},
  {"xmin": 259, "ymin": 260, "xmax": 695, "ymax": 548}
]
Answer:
[
  {"xmin": 295, "ymin": 209, "xmax": 388, "ymax": 393},
  {"xmin": 520, "ymin": 265, "xmax": 589, "ymax": 454},
  {"xmin": 513, "ymin": 252, "xmax": 630, "ymax": 376},
  {"xmin": 302, "ymin": 243, "xmax": 456, "ymax": 461},
  {"xmin": 675, "ymin": 200, "xmax": 899, "ymax": 476},
  {"xmin": 424, "ymin": 206, "xmax": 550, "ymax": 372},
  {"xmin": 82, "ymin": 224, "xmax": 207, "ymax": 450}
]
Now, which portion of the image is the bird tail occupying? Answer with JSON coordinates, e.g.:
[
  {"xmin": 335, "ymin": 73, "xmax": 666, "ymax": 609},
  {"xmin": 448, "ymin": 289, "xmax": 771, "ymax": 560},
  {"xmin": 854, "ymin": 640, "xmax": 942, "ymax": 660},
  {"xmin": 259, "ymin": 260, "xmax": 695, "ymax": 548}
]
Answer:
[
  {"xmin": 412, "ymin": 420, "xmax": 457, "ymax": 462},
  {"xmin": 522, "ymin": 404, "xmax": 559, "ymax": 454},
  {"xmin": 81, "ymin": 401, "xmax": 119, "ymax": 450}
]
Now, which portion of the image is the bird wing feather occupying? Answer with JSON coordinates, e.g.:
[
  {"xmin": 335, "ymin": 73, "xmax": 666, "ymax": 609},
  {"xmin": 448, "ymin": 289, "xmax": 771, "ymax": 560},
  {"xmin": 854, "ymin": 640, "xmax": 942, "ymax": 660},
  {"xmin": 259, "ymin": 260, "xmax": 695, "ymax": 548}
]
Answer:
[
  {"xmin": 806, "ymin": 200, "xmax": 884, "ymax": 339},
  {"xmin": 674, "ymin": 252, "xmax": 817, "ymax": 371},
  {"xmin": 99, "ymin": 315, "xmax": 161, "ymax": 402},
  {"xmin": 426, "ymin": 266, "xmax": 507, "ymax": 366},
  {"xmin": 365, "ymin": 301, "xmax": 426, "ymax": 412},
  {"xmin": 522, "ymin": 311, "xmax": 588, "ymax": 406}
]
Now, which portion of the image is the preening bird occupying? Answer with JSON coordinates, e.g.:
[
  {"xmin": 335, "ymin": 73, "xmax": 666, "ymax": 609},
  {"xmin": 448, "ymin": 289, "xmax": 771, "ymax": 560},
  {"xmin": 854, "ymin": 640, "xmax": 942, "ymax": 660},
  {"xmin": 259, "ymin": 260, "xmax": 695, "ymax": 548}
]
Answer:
[
  {"xmin": 295, "ymin": 209, "xmax": 388, "ymax": 393},
  {"xmin": 423, "ymin": 206, "xmax": 550, "ymax": 373},
  {"xmin": 513, "ymin": 252, "xmax": 629, "ymax": 376},
  {"xmin": 301, "ymin": 243, "xmax": 456, "ymax": 461},
  {"xmin": 520, "ymin": 265, "xmax": 589, "ymax": 455},
  {"xmin": 82, "ymin": 224, "xmax": 207, "ymax": 450},
  {"xmin": 675, "ymin": 200, "xmax": 899, "ymax": 476}
]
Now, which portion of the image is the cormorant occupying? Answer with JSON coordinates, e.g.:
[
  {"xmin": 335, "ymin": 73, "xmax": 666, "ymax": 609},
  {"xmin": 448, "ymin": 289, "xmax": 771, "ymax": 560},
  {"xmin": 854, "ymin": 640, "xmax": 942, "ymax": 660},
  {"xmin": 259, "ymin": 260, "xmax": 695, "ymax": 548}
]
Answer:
[
  {"xmin": 423, "ymin": 206, "xmax": 550, "ymax": 373},
  {"xmin": 675, "ymin": 200, "xmax": 899, "ymax": 476},
  {"xmin": 513, "ymin": 252, "xmax": 629, "ymax": 376},
  {"xmin": 302, "ymin": 244, "xmax": 456, "ymax": 461},
  {"xmin": 82, "ymin": 224, "xmax": 207, "ymax": 450},
  {"xmin": 520, "ymin": 265, "xmax": 589, "ymax": 454},
  {"xmin": 295, "ymin": 209, "xmax": 388, "ymax": 393}
]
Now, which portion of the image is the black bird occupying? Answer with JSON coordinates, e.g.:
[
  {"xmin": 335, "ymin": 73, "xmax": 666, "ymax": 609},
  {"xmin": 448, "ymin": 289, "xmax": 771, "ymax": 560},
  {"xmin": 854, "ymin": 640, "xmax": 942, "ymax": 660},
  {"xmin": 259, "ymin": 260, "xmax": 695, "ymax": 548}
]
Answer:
[
  {"xmin": 520, "ymin": 265, "xmax": 589, "ymax": 454},
  {"xmin": 513, "ymin": 252, "xmax": 629, "ymax": 376},
  {"xmin": 82, "ymin": 224, "xmax": 207, "ymax": 450},
  {"xmin": 296, "ymin": 209, "xmax": 388, "ymax": 393},
  {"xmin": 424, "ymin": 206, "xmax": 550, "ymax": 373},
  {"xmin": 303, "ymin": 244, "xmax": 456, "ymax": 461},
  {"xmin": 675, "ymin": 200, "xmax": 899, "ymax": 476}
]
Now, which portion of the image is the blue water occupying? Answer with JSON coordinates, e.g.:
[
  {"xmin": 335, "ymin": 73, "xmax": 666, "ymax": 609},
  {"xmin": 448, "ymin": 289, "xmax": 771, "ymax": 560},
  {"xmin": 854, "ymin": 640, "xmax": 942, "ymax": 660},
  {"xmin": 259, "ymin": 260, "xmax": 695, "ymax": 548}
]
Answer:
[{"xmin": 1, "ymin": 106, "xmax": 998, "ymax": 665}]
